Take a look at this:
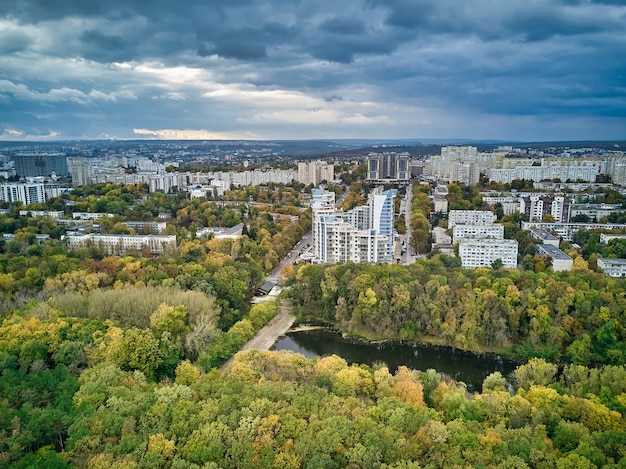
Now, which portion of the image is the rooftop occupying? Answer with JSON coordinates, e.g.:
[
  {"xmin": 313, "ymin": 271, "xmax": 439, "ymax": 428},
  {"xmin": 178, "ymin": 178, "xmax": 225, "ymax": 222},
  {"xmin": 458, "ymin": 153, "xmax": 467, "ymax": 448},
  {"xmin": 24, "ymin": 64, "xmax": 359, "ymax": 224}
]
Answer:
[{"xmin": 537, "ymin": 244, "xmax": 572, "ymax": 261}]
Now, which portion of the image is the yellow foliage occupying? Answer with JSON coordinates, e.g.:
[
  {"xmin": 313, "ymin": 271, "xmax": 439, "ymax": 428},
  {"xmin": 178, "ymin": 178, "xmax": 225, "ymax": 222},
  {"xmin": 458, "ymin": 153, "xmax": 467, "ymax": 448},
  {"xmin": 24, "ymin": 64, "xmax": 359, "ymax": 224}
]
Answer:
[
  {"xmin": 148, "ymin": 433, "xmax": 176, "ymax": 458},
  {"xmin": 479, "ymin": 430, "xmax": 502, "ymax": 448},
  {"xmin": 334, "ymin": 367, "xmax": 375, "ymax": 397},
  {"xmin": 228, "ymin": 355, "xmax": 263, "ymax": 384},
  {"xmin": 572, "ymin": 256, "xmax": 589, "ymax": 273},
  {"xmin": 392, "ymin": 366, "xmax": 425, "ymax": 407},
  {"xmin": 175, "ymin": 360, "xmax": 203, "ymax": 385},
  {"xmin": 88, "ymin": 453, "xmax": 138, "ymax": 469},
  {"xmin": 373, "ymin": 366, "xmax": 394, "ymax": 398},
  {"xmin": 314, "ymin": 355, "xmax": 348, "ymax": 374}
]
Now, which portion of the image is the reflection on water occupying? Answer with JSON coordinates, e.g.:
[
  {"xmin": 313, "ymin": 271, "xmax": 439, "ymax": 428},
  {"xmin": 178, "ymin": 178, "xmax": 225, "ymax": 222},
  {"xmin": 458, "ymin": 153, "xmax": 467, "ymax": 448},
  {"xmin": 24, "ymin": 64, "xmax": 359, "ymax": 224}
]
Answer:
[{"xmin": 272, "ymin": 328, "xmax": 519, "ymax": 392}]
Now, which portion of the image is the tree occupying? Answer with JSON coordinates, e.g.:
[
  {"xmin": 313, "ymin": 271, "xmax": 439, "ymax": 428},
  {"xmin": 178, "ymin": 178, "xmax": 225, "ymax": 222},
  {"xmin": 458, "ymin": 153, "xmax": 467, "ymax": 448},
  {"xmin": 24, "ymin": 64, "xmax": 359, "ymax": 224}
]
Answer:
[
  {"xmin": 482, "ymin": 372, "xmax": 508, "ymax": 393},
  {"xmin": 513, "ymin": 358, "xmax": 558, "ymax": 391}
]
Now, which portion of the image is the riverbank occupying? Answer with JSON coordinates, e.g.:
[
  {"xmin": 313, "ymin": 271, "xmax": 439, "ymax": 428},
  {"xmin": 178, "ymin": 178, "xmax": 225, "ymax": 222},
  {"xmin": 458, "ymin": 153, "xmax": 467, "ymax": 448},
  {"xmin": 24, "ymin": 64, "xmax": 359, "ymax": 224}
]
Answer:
[
  {"xmin": 221, "ymin": 298, "xmax": 295, "ymax": 371},
  {"xmin": 294, "ymin": 315, "xmax": 519, "ymax": 360},
  {"xmin": 273, "ymin": 327, "xmax": 521, "ymax": 392}
]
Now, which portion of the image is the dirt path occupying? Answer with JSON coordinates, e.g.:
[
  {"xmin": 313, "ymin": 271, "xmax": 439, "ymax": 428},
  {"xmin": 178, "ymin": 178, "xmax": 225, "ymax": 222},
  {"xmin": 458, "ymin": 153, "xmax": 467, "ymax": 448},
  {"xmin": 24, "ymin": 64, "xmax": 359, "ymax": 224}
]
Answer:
[{"xmin": 221, "ymin": 299, "xmax": 294, "ymax": 371}]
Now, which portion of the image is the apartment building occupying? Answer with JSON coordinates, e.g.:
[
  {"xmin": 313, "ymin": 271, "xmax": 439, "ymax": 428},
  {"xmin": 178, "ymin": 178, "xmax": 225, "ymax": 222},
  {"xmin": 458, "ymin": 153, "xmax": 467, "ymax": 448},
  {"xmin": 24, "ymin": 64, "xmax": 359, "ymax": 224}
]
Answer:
[
  {"xmin": 600, "ymin": 234, "xmax": 626, "ymax": 244},
  {"xmin": 597, "ymin": 258, "xmax": 626, "ymax": 277},
  {"xmin": 521, "ymin": 221, "xmax": 626, "ymax": 241},
  {"xmin": 520, "ymin": 195, "xmax": 571, "ymax": 222},
  {"xmin": 482, "ymin": 195, "xmax": 523, "ymax": 216},
  {"xmin": 448, "ymin": 210, "xmax": 496, "ymax": 228},
  {"xmin": 459, "ymin": 239, "xmax": 519, "ymax": 269},
  {"xmin": 570, "ymin": 204, "xmax": 626, "ymax": 221},
  {"xmin": 367, "ymin": 152, "xmax": 410, "ymax": 182},
  {"xmin": 433, "ymin": 185, "xmax": 449, "ymax": 214},
  {"xmin": 487, "ymin": 158, "xmax": 603, "ymax": 184},
  {"xmin": 19, "ymin": 210, "xmax": 64, "ymax": 219},
  {"xmin": 64, "ymin": 233, "xmax": 176, "ymax": 256},
  {"xmin": 311, "ymin": 188, "xmax": 396, "ymax": 264},
  {"xmin": 123, "ymin": 221, "xmax": 167, "ymax": 234},
  {"xmin": 529, "ymin": 229, "xmax": 560, "ymax": 248},
  {"xmin": 452, "ymin": 223, "xmax": 504, "ymax": 244},
  {"xmin": 298, "ymin": 160, "xmax": 334, "ymax": 186},
  {"xmin": 0, "ymin": 182, "xmax": 46, "ymax": 205}
]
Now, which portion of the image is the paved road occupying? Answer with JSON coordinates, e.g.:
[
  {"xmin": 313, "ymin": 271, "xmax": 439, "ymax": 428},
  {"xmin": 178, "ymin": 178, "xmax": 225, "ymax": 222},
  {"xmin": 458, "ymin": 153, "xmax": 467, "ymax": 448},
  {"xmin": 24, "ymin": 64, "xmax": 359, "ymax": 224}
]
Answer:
[
  {"xmin": 267, "ymin": 231, "xmax": 312, "ymax": 283},
  {"xmin": 221, "ymin": 299, "xmax": 294, "ymax": 371}
]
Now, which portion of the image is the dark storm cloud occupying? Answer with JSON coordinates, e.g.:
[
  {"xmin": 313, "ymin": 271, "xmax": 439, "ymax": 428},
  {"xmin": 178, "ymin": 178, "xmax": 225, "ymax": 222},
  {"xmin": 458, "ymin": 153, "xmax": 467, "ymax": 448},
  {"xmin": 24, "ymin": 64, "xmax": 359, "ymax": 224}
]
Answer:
[
  {"xmin": 81, "ymin": 30, "xmax": 126, "ymax": 50},
  {"xmin": 79, "ymin": 29, "xmax": 132, "ymax": 62},
  {"xmin": 1, "ymin": 0, "xmax": 625, "ymax": 140},
  {"xmin": 196, "ymin": 22, "xmax": 296, "ymax": 60},
  {"xmin": 320, "ymin": 17, "xmax": 368, "ymax": 35}
]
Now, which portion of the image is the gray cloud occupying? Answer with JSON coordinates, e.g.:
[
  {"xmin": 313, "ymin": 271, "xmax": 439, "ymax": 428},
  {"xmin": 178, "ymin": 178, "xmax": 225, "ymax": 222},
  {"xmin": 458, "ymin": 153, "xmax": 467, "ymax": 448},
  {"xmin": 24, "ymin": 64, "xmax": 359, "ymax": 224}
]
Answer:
[{"xmin": 0, "ymin": 0, "xmax": 624, "ymax": 140}]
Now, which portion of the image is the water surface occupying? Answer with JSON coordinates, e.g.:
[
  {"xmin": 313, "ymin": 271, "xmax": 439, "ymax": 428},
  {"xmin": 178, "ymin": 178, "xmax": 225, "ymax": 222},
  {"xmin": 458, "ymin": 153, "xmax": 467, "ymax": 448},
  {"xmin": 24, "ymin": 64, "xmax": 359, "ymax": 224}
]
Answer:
[{"xmin": 273, "ymin": 328, "xmax": 519, "ymax": 392}]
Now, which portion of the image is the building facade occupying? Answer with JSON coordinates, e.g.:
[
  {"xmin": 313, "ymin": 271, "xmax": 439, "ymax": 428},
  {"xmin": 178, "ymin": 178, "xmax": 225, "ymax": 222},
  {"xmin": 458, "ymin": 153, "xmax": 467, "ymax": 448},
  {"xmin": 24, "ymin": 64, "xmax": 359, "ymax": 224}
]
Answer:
[
  {"xmin": 0, "ymin": 182, "xmax": 46, "ymax": 205},
  {"xmin": 452, "ymin": 223, "xmax": 504, "ymax": 244},
  {"xmin": 64, "ymin": 233, "xmax": 176, "ymax": 256},
  {"xmin": 521, "ymin": 221, "xmax": 626, "ymax": 241},
  {"xmin": 459, "ymin": 239, "xmax": 519, "ymax": 269},
  {"xmin": 487, "ymin": 158, "xmax": 603, "ymax": 184},
  {"xmin": 367, "ymin": 153, "xmax": 410, "ymax": 182},
  {"xmin": 298, "ymin": 160, "xmax": 334, "ymax": 186},
  {"xmin": 520, "ymin": 195, "xmax": 571, "ymax": 222},
  {"xmin": 597, "ymin": 258, "xmax": 626, "ymax": 277},
  {"xmin": 311, "ymin": 188, "xmax": 396, "ymax": 264},
  {"xmin": 448, "ymin": 210, "xmax": 496, "ymax": 228},
  {"xmin": 12, "ymin": 154, "xmax": 68, "ymax": 178}
]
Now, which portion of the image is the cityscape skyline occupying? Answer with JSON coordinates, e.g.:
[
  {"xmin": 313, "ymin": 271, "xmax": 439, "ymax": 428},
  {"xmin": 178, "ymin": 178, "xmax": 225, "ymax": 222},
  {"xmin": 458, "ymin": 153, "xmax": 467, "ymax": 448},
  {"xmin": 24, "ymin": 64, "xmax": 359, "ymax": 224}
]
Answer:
[{"xmin": 1, "ymin": 0, "xmax": 625, "ymax": 142}]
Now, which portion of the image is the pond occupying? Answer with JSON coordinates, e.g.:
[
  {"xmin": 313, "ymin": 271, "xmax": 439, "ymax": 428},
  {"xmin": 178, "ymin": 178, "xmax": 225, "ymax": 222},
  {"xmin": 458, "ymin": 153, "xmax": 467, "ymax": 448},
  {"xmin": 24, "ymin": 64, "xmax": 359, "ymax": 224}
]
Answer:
[{"xmin": 272, "ymin": 328, "xmax": 520, "ymax": 392}]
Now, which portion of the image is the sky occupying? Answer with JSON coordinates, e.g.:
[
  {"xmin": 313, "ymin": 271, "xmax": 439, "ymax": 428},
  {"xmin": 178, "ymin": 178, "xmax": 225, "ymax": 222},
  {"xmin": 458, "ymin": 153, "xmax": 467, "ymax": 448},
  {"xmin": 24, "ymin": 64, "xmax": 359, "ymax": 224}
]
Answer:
[{"xmin": 1, "ymin": 0, "xmax": 625, "ymax": 142}]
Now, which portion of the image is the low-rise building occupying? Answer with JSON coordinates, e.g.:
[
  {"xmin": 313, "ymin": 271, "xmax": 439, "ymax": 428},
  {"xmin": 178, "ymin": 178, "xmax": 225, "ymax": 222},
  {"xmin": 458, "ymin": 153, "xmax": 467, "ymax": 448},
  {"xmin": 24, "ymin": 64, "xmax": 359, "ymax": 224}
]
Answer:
[
  {"xmin": 597, "ymin": 258, "xmax": 626, "ymax": 277},
  {"xmin": 72, "ymin": 212, "xmax": 115, "ymax": 220},
  {"xmin": 64, "ymin": 233, "xmax": 176, "ymax": 256},
  {"xmin": 536, "ymin": 244, "xmax": 573, "ymax": 272},
  {"xmin": 431, "ymin": 226, "xmax": 454, "ymax": 255},
  {"xmin": 570, "ymin": 204, "xmax": 625, "ymax": 221},
  {"xmin": 19, "ymin": 210, "xmax": 64, "ymax": 219},
  {"xmin": 197, "ymin": 224, "xmax": 243, "ymax": 239},
  {"xmin": 123, "ymin": 221, "xmax": 167, "ymax": 234},
  {"xmin": 529, "ymin": 228, "xmax": 560, "ymax": 248},
  {"xmin": 600, "ymin": 233, "xmax": 626, "ymax": 244},
  {"xmin": 521, "ymin": 221, "xmax": 626, "ymax": 241}
]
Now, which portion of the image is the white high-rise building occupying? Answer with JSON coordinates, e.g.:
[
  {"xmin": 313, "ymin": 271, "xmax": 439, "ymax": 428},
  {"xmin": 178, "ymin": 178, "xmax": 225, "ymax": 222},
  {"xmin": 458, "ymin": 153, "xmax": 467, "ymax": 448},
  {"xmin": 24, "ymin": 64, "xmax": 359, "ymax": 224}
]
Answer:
[
  {"xmin": 369, "ymin": 189, "xmax": 397, "ymax": 261},
  {"xmin": 311, "ymin": 188, "xmax": 396, "ymax": 264},
  {"xmin": 0, "ymin": 182, "xmax": 46, "ymax": 205}
]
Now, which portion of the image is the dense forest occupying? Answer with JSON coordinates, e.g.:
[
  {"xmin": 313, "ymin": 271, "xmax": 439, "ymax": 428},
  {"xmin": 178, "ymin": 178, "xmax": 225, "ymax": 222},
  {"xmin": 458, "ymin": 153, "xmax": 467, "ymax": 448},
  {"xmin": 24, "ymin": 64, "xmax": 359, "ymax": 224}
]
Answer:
[
  {"xmin": 289, "ymin": 259, "xmax": 626, "ymax": 365},
  {"xmin": 2, "ymin": 180, "xmax": 626, "ymax": 467},
  {"xmin": 2, "ymin": 315, "xmax": 625, "ymax": 468}
]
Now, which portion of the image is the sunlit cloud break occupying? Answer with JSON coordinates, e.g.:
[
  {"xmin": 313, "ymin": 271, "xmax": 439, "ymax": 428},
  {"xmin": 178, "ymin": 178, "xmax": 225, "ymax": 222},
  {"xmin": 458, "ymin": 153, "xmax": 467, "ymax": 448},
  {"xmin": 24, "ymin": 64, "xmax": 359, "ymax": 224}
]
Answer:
[{"xmin": 133, "ymin": 128, "xmax": 259, "ymax": 140}]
